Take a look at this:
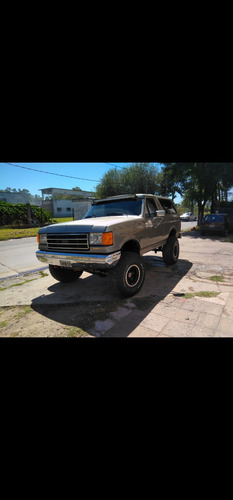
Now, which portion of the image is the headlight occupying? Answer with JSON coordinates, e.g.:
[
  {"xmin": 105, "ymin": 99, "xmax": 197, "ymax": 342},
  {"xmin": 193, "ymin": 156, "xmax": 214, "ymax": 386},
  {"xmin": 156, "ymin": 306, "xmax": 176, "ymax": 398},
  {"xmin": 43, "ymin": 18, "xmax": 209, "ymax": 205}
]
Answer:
[
  {"xmin": 90, "ymin": 232, "xmax": 113, "ymax": 246},
  {"xmin": 39, "ymin": 234, "xmax": 47, "ymax": 244},
  {"xmin": 90, "ymin": 233, "xmax": 103, "ymax": 245}
]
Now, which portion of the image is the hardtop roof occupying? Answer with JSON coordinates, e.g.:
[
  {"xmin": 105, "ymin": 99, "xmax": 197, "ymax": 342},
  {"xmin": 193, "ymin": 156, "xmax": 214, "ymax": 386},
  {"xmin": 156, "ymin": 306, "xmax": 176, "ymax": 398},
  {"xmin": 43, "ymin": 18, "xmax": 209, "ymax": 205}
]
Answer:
[{"xmin": 93, "ymin": 193, "xmax": 172, "ymax": 204}]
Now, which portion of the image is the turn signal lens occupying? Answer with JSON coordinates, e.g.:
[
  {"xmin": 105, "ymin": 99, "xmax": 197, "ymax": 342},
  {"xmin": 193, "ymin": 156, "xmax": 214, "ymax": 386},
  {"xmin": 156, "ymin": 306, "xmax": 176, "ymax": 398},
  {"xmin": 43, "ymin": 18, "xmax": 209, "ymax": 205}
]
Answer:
[
  {"xmin": 38, "ymin": 233, "xmax": 47, "ymax": 244},
  {"xmin": 102, "ymin": 232, "xmax": 113, "ymax": 246},
  {"xmin": 37, "ymin": 233, "xmax": 40, "ymax": 244}
]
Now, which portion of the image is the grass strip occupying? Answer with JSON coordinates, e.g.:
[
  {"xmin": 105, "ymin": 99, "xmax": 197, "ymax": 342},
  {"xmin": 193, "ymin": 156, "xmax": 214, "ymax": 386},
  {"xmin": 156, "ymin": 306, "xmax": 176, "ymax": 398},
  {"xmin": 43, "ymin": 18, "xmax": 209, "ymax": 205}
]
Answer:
[
  {"xmin": 0, "ymin": 218, "xmax": 73, "ymax": 241},
  {"xmin": 184, "ymin": 291, "xmax": 220, "ymax": 299},
  {"xmin": 209, "ymin": 275, "xmax": 224, "ymax": 282}
]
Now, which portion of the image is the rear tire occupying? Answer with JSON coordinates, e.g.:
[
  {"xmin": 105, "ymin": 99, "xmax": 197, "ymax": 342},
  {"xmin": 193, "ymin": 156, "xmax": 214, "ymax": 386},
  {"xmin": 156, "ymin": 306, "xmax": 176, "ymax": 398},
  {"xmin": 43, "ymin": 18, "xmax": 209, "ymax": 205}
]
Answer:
[
  {"xmin": 49, "ymin": 265, "xmax": 83, "ymax": 283},
  {"xmin": 162, "ymin": 236, "xmax": 179, "ymax": 265},
  {"xmin": 110, "ymin": 251, "xmax": 145, "ymax": 297}
]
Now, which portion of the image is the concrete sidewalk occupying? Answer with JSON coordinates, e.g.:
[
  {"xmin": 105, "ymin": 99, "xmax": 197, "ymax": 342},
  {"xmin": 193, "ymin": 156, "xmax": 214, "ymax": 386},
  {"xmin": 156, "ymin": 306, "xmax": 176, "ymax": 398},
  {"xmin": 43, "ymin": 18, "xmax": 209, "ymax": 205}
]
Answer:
[
  {"xmin": 100, "ymin": 291, "xmax": 233, "ymax": 337},
  {"xmin": 91, "ymin": 233, "xmax": 233, "ymax": 337}
]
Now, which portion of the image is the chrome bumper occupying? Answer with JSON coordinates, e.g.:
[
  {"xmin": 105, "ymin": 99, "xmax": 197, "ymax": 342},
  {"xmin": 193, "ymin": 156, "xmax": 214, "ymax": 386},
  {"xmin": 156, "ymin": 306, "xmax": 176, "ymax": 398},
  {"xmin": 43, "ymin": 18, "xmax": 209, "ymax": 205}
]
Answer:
[{"xmin": 36, "ymin": 250, "xmax": 121, "ymax": 268}]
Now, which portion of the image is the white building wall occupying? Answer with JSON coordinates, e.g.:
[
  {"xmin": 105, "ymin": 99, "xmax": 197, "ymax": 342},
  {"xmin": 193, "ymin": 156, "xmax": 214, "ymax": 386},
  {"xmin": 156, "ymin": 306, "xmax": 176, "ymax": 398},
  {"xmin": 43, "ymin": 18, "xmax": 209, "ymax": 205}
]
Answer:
[
  {"xmin": 0, "ymin": 192, "xmax": 30, "ymax": 204},
  {"xmin": 53, "ymin": 199, "xmax": 74, "ymax": 217},
  {"xmin": 73, "ymin": 201, "xmax": 92, "ymax": 220}
]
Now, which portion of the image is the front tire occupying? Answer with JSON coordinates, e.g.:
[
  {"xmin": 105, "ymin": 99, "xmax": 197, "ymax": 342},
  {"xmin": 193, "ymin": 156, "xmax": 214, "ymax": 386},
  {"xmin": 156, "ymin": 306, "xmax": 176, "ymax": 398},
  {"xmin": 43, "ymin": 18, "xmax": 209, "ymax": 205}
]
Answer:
[
  {"xmin": 49, "ymin": 265, "xmax": 83, "ymax": 283},
  {"xmin": 163, "ymin": 236, "xmax": 179, "ymax": 265},
  {"xmin": 110, "ymin": 251, "xmax": 145, "ymax": 298}
]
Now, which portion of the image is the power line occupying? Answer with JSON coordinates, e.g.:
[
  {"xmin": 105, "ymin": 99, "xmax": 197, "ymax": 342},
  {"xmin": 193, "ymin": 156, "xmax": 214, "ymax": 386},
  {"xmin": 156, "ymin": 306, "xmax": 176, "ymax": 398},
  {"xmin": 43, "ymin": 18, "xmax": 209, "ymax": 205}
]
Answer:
[
  {"xmin": 104, "ymin": 163, "xmax": 128, "ymax": 169},
  {"xmin": 3, "ymin": 162, "xmax": 99, "ymax": 182},
  {"xmin": 104, "ymin": 162, "xmax": 154, "ymax": 169},
  {"xmin": 3, "ymin": 162, "xmax": 157, "ymax": 188}
]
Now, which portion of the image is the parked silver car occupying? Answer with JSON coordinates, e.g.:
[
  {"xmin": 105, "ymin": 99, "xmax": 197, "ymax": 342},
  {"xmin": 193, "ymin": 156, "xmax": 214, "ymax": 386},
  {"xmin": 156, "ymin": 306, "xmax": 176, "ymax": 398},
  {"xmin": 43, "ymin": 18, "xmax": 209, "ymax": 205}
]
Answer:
[{"xmin": 180, "ymin": 212, "xmax": 197, "ymax": 221}]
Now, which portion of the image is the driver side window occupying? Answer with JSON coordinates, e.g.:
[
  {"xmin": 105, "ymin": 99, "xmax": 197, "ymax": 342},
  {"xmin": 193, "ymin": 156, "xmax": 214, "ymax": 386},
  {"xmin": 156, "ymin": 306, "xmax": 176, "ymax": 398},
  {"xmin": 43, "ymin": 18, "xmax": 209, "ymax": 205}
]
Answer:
[{"xmin": 146, "ymin": 199, "xmax": 157, "ymax": 218}]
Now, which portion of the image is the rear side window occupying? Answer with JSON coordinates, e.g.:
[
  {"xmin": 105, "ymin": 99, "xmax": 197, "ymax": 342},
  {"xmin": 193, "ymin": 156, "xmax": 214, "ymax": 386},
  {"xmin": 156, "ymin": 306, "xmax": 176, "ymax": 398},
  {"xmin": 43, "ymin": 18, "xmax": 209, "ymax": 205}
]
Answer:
[{"xmin": 158, "ymin": 198, "xmax": 177, "ymax": 214}]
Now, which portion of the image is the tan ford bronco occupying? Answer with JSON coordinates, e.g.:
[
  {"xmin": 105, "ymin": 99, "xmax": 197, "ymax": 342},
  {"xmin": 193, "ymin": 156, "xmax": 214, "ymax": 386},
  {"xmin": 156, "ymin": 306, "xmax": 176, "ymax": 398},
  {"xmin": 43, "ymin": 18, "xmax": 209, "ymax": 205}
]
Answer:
[{"xmin": 36, "ymin": 194, "xmax": 181, "ymax": 297}]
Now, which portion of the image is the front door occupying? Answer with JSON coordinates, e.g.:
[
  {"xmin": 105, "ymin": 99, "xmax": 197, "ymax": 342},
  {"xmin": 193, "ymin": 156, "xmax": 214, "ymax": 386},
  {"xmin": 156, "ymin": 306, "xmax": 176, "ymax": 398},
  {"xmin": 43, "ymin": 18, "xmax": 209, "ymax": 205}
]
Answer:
[{"xmin": 145, "ymin": 198, "xmax": 164, "ymax": 250}]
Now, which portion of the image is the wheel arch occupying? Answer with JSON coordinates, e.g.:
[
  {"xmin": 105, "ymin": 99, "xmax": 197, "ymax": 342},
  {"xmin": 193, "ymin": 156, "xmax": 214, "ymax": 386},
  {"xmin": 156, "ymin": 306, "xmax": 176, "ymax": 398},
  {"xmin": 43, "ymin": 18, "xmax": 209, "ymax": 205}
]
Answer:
[
  {"xmin": 121, "ymin": 239, "xmax": 141, "ymax": 254},
  {"xmin": 169, "ymin": 227, "xmax": 177, "ymax": 238}
]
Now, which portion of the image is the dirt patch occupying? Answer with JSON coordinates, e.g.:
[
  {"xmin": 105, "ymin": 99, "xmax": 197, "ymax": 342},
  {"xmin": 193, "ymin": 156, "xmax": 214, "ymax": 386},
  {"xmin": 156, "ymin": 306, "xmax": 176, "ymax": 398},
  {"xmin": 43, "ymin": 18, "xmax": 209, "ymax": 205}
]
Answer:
[
  {"xmin": 0, "ymin": 297, "xmax": 131, "ymax": 337},
  {"xmin": 0, "ymin": 304, "xmax": 74, "ymax": 337}
]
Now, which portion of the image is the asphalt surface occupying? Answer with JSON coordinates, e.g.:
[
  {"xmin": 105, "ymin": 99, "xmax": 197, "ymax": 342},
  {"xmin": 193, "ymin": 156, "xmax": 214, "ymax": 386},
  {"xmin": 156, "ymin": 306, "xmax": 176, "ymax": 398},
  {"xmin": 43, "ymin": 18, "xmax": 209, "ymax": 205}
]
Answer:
[
  {"xmin": 0, "ymin": 237, "xmax": 47, "ymax": 278},
  {"xmin": 181, "ymin": 220, "xmax": 197, "ymax": 230}
]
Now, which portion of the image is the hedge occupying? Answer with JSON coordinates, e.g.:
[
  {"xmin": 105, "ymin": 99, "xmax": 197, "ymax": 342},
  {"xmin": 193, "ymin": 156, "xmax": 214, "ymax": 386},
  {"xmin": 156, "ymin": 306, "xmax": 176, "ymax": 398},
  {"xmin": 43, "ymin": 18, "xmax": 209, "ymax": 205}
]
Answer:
[{"xmin": 0, "ymin": 201, "xmax": 51, "ymax": 226}]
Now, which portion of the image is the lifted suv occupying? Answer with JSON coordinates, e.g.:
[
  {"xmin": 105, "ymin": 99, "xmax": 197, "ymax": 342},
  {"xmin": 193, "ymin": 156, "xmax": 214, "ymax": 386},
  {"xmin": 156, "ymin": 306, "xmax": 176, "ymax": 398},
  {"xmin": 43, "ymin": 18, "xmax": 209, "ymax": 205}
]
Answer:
[{"xmin": 36, "ymin": 194, "xmax": 181, "ymax": 297}]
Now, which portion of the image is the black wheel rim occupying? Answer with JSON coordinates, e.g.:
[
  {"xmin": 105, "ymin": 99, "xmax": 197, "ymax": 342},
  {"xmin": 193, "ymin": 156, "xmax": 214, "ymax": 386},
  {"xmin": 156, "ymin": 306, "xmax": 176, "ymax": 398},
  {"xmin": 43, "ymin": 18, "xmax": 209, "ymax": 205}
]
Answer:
[
  {"xmin": 125, "ymin": 264, "xmax": 141, "ymax": 288},
  {"xmin": 173, "ymin": 243, "xmax": 179, "ymax": 258}
]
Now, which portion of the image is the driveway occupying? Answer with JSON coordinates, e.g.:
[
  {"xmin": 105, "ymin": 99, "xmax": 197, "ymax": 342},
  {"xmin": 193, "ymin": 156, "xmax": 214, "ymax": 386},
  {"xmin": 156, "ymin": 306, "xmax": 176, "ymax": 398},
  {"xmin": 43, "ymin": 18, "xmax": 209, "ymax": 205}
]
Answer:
[{"xmin": 0, "ymin": 230, "xmax": 233, "ymax": 337}]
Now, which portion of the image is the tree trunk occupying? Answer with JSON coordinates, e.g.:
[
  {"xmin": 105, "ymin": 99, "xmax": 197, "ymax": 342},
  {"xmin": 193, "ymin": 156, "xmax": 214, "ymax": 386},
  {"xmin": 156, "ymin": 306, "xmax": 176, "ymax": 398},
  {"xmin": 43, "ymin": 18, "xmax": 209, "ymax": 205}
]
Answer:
[
  {"xmin": 198, "ymin": 201, "xmax": 206, "ymax": 226},
  {"xmin": 26, "ymin": 203, "xmax": 32, "ymax": 225},
  {"xmin": 211, "ymin": 185, "xmax": 218, "ymax": 213}
]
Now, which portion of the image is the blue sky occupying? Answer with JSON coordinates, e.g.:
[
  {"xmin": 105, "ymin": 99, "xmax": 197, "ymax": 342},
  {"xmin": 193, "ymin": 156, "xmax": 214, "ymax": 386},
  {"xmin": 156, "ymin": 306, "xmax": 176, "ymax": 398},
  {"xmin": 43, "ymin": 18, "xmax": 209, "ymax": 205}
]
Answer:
[
  {"xmin": 0, "ymin": 162, "xmax": 131, "ymax": 195},
  {"xmin": 0, "ymin": 162, "xmax": 183, "ymax": 201}
]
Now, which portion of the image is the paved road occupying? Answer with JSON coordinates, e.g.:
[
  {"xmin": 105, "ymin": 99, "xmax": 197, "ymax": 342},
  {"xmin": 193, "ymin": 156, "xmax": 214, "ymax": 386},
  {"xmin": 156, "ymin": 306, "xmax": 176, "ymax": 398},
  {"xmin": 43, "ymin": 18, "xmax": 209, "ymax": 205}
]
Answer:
[
  {"xmin": 181, "ymin": 220, "xmax": 197, "ymax": 231},
  {"xmin": 0, "ymin": 221, "xmax": 197, "ymax": 279},
  {"xmin": 0, "ymin": 237, "xmax": 47, "ymax": 278}
]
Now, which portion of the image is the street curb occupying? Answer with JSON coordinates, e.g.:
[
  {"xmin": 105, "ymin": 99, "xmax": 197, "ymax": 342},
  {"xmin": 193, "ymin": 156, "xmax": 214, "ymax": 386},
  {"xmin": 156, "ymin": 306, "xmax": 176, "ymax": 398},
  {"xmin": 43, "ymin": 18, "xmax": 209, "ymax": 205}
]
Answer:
[{"xmin": 0, "ymin": 265, "xmax": 48, "ymax": 282}]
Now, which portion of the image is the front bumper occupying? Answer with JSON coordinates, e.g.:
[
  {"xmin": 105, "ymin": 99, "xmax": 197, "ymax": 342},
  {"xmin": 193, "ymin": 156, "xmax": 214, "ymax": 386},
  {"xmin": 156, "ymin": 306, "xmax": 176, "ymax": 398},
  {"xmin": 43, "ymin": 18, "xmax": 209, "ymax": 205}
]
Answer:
[{"xmin": 36, "ymin": 250, "xmax": 121, "ymax": 269}]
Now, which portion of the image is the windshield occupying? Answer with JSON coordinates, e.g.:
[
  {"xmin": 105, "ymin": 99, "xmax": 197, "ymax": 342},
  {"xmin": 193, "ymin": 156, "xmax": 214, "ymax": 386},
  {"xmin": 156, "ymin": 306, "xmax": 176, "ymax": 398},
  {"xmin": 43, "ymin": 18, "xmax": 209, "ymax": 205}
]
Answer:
[{"xmin": 84, "ymin": 199, "xmax": 143, "ymax": 218}]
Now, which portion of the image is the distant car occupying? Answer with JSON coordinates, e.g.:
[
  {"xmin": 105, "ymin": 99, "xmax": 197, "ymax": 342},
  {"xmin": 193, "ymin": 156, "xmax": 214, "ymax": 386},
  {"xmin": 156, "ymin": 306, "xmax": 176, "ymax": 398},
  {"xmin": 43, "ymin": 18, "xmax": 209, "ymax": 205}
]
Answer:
[
  {"xmin": 200, "ymin": 213, "xmax": 233, "ymax": 236},
  {"xmin": 180, "ymin": 212, "xmax": 197, "ymax": 221}
]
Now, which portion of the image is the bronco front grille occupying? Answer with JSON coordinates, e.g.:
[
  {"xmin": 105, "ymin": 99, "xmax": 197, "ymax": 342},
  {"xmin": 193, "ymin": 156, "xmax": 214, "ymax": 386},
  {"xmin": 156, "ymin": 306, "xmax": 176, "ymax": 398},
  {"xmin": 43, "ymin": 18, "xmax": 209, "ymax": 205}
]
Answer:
[{"xmin": 47, "ymin": 233, "xmax": 89, "ymax": 252}]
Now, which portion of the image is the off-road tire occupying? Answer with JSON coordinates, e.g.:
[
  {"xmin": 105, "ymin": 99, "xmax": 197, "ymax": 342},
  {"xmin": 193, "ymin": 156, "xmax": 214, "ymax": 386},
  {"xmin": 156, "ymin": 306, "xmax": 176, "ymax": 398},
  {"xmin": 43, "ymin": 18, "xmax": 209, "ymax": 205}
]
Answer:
[
  {"xmin": 49, "ymin": 265, "xmax": 83, "ymax": 283},
  {"xmin": 110, "ymin": 251, "xmax": 145, "ymax": 298},
  {"xmin": 162, "ymin": 236, "xmax": 179, "ymax": 265}
]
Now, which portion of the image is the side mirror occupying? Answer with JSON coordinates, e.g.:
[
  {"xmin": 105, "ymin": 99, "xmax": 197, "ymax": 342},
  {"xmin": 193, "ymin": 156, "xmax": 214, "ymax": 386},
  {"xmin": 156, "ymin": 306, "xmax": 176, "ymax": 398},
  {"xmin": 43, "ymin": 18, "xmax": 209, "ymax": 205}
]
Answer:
[{"xmin": 156, "ymin": 209, "xmax": 165, "ymax": 217}]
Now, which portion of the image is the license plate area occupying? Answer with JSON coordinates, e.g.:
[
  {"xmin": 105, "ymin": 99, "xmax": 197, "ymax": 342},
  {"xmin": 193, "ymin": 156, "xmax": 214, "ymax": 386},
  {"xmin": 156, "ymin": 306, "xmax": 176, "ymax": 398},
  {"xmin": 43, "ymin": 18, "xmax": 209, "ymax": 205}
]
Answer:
[{"xmin": 60, "ymin": 260, "xmax": 72, "ymax": 268}]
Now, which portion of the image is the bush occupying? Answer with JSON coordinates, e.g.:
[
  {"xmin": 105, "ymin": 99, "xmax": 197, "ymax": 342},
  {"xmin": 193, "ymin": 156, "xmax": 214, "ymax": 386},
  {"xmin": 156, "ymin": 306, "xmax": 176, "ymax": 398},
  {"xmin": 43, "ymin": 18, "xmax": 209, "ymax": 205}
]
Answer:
[{"xmin": 0, "ymin": 201, "xmax": 51, "ymax": 226}]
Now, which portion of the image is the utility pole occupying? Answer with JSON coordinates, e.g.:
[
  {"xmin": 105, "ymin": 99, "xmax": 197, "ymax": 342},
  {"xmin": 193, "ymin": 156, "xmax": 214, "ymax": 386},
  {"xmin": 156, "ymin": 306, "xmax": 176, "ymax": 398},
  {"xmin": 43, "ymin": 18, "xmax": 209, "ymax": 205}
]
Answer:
[{"xmin": 26, "ymin": 203, "xmax": 32, "ymax": 226}]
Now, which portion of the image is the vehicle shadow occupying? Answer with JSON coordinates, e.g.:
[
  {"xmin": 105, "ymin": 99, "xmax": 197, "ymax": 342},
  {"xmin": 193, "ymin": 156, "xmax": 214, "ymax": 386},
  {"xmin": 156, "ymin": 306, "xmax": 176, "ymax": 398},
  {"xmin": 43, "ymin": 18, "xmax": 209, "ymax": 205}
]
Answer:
[
  {"xmin": 182, "ymin": 229, "xmax": 233, "ymax": 242},
  {"xmin": 31, "ymin": 255, "xmax": 193, "ymax": 337}
]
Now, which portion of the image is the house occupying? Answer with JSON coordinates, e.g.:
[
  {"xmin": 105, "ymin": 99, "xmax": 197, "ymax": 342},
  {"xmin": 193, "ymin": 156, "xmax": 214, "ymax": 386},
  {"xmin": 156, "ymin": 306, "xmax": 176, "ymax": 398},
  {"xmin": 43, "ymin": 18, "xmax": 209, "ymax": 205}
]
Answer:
[{"xmin": 40, "ymin": 188, "xmax": 95, "ymax": 218}]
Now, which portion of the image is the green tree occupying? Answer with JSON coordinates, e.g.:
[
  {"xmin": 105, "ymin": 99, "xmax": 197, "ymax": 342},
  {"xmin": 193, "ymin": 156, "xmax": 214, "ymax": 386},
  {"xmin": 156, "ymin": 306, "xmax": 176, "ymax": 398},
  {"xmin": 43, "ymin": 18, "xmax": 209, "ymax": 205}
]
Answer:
[
  {"xmin": 96, "ymin": 168, "xmax": 122, "ymax": 198},
  {"xmin": 96, "ymin": 163, "xmax": 159, "ymax": 198},
  {"xmin": 157, "ymin": 163, "xmax": 184, "ymax": 200},
  {"xmin": 161, "ymin": 163, "xmax": 233, "ymax": 224},
  {"xmin": 29, "ymin": 194, "xmax": 42, "ymax": 204}
]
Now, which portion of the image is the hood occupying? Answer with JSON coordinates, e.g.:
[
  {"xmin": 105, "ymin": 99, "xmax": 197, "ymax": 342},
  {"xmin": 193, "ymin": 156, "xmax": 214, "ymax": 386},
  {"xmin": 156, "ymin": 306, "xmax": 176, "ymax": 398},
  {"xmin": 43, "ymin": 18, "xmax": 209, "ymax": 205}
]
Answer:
[{"xmin": 39, "ymin": 216, "xmax": 139, "ymax": 234}]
